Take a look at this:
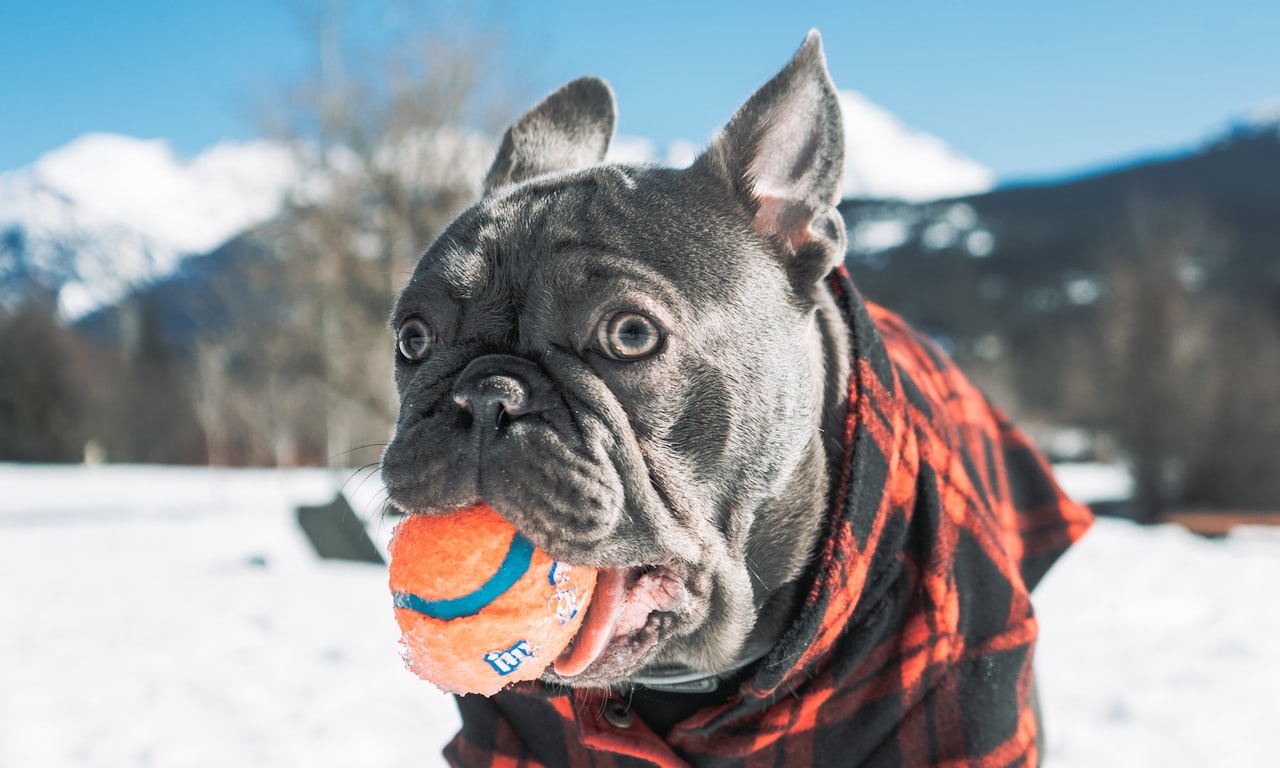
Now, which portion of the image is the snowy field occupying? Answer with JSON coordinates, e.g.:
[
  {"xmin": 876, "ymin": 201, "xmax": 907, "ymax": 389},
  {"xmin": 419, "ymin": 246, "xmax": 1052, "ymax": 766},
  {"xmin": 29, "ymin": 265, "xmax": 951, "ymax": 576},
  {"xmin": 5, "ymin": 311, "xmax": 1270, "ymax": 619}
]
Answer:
[{"xmin": 1, "ymin": 463, "xmax": 1277, "ymax": 767}]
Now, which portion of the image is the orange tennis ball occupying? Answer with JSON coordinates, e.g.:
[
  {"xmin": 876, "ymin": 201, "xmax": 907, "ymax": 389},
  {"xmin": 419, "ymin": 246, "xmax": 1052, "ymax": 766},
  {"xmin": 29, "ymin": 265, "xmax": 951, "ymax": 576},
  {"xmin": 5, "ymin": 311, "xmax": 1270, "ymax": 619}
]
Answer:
[{"xmin": 388, "ymin": 504, "xmax": 596, "ymax": 696}]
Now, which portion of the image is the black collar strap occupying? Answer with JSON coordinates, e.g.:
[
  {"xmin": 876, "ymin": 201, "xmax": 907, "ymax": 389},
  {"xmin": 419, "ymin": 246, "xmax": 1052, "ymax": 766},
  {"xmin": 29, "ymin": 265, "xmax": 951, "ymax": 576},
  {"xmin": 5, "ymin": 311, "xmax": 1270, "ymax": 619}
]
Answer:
[{"xmin": 629, "ymin": 643, "xmax": 772, "ymax": 694}]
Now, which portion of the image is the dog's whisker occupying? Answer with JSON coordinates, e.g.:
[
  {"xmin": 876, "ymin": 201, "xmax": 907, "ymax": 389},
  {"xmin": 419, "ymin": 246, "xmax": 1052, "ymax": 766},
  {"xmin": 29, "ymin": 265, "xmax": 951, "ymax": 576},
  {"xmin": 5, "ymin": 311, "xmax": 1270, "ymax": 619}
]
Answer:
[
  {"xmin": 327, "ymin": 442, "xmax": 389, "ymax": 463},
  {"xmin": 341, "ymin": 462, "xmax": 385, "ymax": 498}
]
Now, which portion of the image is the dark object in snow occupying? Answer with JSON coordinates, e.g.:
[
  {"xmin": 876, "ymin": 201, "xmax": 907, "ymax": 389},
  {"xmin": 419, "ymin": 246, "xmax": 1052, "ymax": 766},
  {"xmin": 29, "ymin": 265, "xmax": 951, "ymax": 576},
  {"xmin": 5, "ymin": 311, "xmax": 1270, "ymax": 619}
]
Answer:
[
  {"xmin": 296, "ymin": 494, "xmax": 385, "ymax": 564},
  {"xmin": 1165, "ymin": 510, "xmax": 1280, "ymax": 538}
]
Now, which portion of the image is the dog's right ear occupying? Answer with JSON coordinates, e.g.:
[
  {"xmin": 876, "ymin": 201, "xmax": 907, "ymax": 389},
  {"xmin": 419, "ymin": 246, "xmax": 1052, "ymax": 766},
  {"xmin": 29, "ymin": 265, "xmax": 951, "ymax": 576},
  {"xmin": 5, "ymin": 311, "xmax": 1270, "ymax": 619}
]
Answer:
[
  {"xmin": 696, "ymin": 30, "xmax": 845, "ymax": 290},
  {"xmin": 483, "ymin": 78, "xmax": 616, "ymax": 193}
]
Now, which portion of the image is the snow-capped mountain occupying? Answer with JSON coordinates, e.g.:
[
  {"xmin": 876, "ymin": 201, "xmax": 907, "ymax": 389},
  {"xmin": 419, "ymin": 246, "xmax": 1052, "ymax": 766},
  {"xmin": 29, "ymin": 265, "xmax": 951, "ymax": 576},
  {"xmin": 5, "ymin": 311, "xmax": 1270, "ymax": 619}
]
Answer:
[
  {"xmin": 608, "ymin": 89, "xmax": 995, "ymax": 202},
  {"xmin": 1240, "ymin": 96, "xmax": 1280, "ymax": 130},
  {"xmin": 0, "ymin": 134, "xmax": 295, "ymax": 319},
  {"xmin": 0, "ymin": 90, "xmax": 990, "ymax": 320},
  {"xmin": 836, "ymin": 91, "xmax": 994, "ymax": 201}
]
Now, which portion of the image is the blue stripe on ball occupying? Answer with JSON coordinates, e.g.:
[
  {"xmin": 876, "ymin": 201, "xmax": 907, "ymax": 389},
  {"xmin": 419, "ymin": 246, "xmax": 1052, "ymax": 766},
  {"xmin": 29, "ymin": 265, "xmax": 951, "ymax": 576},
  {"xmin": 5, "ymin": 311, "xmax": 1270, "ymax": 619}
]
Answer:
[{"xmin": 392, "ymin": 532, "xmax": 535, "ymax": 620}]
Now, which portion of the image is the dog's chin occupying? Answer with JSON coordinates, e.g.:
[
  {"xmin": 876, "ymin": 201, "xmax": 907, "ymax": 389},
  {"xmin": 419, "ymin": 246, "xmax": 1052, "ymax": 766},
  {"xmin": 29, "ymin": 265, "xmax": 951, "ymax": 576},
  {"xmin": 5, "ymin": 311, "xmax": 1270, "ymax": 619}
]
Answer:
[{"xmin": 541, "ymin": 563, "xmax": 693, "ymax": 688}]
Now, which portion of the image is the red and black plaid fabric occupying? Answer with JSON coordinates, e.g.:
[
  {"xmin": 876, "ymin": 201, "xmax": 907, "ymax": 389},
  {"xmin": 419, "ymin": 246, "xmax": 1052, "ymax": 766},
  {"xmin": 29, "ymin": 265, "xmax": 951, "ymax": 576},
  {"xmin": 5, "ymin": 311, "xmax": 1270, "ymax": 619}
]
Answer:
[{"xmin": 443, "ymin": 267, "xmax": 1093, "ymax": 767}]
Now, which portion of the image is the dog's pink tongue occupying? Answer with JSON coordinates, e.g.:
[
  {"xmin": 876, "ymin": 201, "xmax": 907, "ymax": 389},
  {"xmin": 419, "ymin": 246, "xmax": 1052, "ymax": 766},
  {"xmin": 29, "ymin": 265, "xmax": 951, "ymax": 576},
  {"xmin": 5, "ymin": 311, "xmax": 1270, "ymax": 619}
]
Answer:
[{"xmin": 554, "ymin": 568, "xmax": 628, "ymax": 677}]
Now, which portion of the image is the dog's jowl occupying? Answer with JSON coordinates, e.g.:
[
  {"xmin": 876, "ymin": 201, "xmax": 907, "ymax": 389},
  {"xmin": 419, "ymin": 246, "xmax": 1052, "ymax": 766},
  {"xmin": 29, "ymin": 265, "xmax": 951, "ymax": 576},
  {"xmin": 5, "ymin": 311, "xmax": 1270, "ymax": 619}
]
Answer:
[{"xmin": 380, "ymin": 29, "xmax": 1092, "ymax": 768}]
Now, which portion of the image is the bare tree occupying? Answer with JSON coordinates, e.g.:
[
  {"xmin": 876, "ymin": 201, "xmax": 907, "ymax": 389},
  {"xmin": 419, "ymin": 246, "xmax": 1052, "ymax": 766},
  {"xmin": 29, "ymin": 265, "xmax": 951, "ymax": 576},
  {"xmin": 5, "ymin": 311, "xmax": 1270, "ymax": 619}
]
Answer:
[
  {"xmin": 191, "ymin": 4, "xmax": 512, "ymax": 467},
  {"xmin": 1098, "ymin": 202, "xmax": 1202, "ymax": 521},
  {"xmin": 1094, "ymin": 197, "xmax": 1280, "ymax": 520},
  {"xmin": 1176, "ymin": 299, "xmax": 1280, "ymax": 509}
]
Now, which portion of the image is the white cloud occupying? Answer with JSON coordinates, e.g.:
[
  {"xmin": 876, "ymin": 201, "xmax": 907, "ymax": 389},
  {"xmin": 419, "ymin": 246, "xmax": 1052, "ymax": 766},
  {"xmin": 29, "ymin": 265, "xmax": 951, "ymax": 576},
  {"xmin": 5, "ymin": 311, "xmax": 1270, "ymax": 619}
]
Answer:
[
  {"xmin": 663, "ymin": 140, "xmax": 699, "ymax": 169},
  {"xmin": 604, "ymin": 135, "xmax": 659, "ymax": 166},
  {"xmin": 605, "ymin": 135, "xmax": 699, "ymax": 169}
]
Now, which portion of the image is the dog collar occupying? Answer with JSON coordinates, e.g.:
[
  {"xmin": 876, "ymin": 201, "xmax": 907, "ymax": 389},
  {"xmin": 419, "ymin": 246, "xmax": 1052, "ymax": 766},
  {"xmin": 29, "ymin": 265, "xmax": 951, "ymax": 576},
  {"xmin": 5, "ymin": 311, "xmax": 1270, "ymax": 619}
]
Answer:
[{"xmin": 629, "ymin": 643, "xmax": 772, "ymax": 694}]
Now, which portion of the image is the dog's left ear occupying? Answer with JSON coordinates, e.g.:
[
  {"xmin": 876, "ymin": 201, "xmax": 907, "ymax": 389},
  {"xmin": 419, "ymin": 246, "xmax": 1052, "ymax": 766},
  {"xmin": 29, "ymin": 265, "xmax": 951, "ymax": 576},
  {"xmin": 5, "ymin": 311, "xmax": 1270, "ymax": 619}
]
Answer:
[
  {"xmin": 483, "ymin": 77, "xmax": 616, "ymax": 193},
  {"xmin": 697, "ymin": 30, "xmax": 846, "ymax": 288}
]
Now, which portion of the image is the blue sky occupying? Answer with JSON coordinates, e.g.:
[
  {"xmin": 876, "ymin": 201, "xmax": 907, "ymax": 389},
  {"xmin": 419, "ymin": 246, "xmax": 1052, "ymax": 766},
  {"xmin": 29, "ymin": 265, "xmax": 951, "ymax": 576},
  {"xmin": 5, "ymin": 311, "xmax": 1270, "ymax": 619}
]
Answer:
[{"xmin": 1, "ymin": 0, "xmax": 1276, "ymax": 181}]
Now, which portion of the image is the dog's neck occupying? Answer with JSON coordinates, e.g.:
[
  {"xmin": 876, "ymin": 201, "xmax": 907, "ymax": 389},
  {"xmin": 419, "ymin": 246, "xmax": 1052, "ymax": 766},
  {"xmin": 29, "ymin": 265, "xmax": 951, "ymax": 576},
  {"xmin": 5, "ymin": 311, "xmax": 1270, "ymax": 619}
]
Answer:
[{"xmin": 742, "ymin": 278, "xmax": 852, "ymax": 648}]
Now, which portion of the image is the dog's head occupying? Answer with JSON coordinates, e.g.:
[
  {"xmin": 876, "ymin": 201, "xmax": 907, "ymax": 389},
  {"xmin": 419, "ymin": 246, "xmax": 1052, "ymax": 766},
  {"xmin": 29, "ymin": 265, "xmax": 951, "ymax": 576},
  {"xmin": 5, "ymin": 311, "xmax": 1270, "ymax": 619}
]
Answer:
[{"xmin": 381, "ymin": 31, "xmax": 847, "ymax": 688}]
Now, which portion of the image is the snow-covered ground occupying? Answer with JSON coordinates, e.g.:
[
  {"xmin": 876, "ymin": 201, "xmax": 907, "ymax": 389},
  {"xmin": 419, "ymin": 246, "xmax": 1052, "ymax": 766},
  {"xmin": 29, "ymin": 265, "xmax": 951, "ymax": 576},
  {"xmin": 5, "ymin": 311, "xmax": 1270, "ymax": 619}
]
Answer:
[{"xmin": 1, "ymin": 463, "xmax": 1275, "ymax": 767}]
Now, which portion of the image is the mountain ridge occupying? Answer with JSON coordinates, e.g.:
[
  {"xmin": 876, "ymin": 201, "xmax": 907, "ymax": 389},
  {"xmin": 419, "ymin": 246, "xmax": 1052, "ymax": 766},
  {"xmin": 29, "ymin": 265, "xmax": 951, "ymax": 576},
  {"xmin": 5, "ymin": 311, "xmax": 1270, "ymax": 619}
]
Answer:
[
  {"xmin": 3, "ymin": 100, "xmax": 1271, "ymax": 322},
  {"xmin": 0, "ymin": 88, "xmax": 996, "ymax": 319},
  {"xmin": 0, "ymin": 134, "xmax": 294, "ymax": 318}
]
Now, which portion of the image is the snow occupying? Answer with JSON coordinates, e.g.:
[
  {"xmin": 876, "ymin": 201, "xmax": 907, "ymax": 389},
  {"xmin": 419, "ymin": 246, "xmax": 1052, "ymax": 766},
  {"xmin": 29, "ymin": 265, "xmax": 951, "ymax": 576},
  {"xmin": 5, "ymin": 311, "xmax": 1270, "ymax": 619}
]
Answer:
[
  {"xmin": 837, "ymin": 91, "xmax": 994, "ymax": 202},
  {"xmin": 845, "ymin": 201, "xmax": 1000, "ymax": 264},
  {"xmin": 1049, "ymin": 461, "xmax": 1134, "ymax": 503},
  {"xmin": 606, "ymin": 90, "xmax": 994, "ymax": 203},
  {"xmin": 2, "ymin": 463, "xmax": 1275, "ymax": 766},
  {"xmin": 1229, "ymin": 94, "xmax": 1280, "ymax": 136},
  {"xmin": 29, "ymin": 134, "xmax": 293, "ymax": 258},
  {"xmin": 0, "ymin": 88, "xmax": 992, "ymax": 319},
  {"xmin": 0, "ymin": 134, "xmax": 295, "ymax": 319},
  {"xmin": 0, "ymin": 464, "xmax": 459, "ymax": 768},
  {"xmin": 849, "ymin": 218, "xmax": 912, "ymax": 254},
  {"xmin": 1035, "ymin": 520, "xmax": 1280, "ymax": 766},
  {"xmin": 1246, "ymin": 96, "xmax": 1280, "ymax": 127}
]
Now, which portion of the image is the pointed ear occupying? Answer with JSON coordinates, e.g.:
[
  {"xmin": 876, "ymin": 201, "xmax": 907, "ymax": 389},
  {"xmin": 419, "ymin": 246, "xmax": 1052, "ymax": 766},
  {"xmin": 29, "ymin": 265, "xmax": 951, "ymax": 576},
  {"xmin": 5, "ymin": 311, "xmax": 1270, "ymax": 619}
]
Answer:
[
  {"xmin": 697, "ymin": 30, "xmax": 846, "ymax": 287},
  {"xmin": 483, "ymin": 77, "xmax": 616, "ymax": 193}
]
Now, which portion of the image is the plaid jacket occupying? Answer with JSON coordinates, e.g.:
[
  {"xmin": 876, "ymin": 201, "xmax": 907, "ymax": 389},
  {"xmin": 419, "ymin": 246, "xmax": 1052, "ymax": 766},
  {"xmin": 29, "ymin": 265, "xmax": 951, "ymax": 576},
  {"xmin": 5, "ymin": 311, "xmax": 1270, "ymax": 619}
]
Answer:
[{"xmin": 444, "ymin": 268, "xmax": 1093, "ymax": 767}]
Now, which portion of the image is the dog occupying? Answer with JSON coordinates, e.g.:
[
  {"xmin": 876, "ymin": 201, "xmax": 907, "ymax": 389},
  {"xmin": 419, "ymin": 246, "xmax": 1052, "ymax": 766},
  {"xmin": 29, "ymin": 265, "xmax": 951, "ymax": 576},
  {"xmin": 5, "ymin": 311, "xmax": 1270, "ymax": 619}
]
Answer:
[{"xmin": 381, "ymin": 30, "xmax": 1091, "ymax": 767}]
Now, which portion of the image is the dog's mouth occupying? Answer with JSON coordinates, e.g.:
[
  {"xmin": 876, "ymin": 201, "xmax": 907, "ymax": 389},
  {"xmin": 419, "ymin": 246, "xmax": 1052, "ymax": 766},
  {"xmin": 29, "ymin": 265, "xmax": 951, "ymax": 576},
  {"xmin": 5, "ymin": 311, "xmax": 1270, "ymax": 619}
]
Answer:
[{"xmin": 551, "ymin": 563, "xmax": 689, "ymax": 681}]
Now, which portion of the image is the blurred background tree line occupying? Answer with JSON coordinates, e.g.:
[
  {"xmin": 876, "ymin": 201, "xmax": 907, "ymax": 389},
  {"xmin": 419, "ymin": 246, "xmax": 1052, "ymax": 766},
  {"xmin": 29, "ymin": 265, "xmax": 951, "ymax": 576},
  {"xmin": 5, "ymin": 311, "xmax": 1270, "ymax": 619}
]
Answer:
[
  {"xmin": 1, "ymin": 6, "xmax": 510, "ymax": 470},
  {"xmin": 842, "ymin": 132, "xmax": 1280, "ymax": 520},
  {"xmin": 1, "ymin": 6, "xmax": 1277, "ymax": 523}
]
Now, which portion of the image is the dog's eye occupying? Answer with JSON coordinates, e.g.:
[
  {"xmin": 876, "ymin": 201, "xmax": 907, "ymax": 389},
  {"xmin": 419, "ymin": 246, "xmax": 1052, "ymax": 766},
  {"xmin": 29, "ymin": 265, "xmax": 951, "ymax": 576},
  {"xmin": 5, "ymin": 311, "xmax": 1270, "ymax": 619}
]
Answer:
[
  {"xmin": 396, "ymin": 317, "xmax": 435, "ymax": 362},
  {"xmin": 598, "ymin": 312, "xmax": 664, "ymax": 361}
]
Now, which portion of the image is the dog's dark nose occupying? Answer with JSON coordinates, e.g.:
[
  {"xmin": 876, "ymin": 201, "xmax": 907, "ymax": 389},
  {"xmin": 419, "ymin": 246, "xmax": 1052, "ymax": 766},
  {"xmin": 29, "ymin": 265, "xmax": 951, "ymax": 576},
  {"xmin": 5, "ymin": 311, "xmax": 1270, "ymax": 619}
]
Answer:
[
  {"xmin": 453, "ymin": 373, "xmax": 530, "ymax": 432},
  {"xmin": 452, "ymin": 355, "xmax": 554, "ymax": 434}
]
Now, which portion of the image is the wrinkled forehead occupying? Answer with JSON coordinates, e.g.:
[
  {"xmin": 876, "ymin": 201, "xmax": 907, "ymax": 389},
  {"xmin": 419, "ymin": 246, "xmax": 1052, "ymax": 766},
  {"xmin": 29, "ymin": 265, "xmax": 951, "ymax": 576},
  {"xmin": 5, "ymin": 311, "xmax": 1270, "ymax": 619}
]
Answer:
[{"xmin": 395, "ymin": 165, "xmax": 756, "ymax": 320}]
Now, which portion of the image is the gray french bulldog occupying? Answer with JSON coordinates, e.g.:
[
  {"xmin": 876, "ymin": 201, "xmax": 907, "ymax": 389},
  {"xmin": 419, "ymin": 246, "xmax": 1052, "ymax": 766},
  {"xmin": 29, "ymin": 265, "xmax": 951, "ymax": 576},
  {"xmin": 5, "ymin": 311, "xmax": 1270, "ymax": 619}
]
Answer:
[
  {"xmin": 379, "ymin": 31, "xmax": 1088, "ymax": 765},
  {"xmin": 380, "ymin": 30, "xmax": 850, "ymax": 692}
]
